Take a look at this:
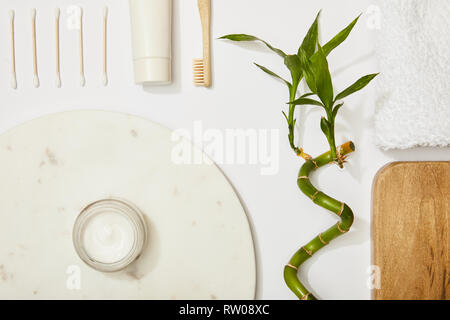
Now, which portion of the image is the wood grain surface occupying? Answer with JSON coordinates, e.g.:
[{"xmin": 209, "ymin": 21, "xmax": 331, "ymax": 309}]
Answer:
[{"xmin": 372, "ymin": 162, "xmax": 449, "ymax": 300}]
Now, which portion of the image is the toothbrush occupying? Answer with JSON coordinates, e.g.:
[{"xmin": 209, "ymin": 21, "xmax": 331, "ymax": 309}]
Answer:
[
  {"xmin": 193, "ymin": 0, "xmax": 211, "ymax": 87},
  {"xmin": 10, "ymin": 10, "xmax": 17, "ymax": 89},
  {"xmin": 31, "ymin": 8, "xmax": 40, "ymax": 88},
  {"xmin": 79, "ymin": 7, "xmax": 85, "ymax": 87},
  {"xmin": 55, "ymin": 8, "xmax": 61, "ymax": 88},
  {"xmin": 102, "ymin": 6, "xmax": 108, "ymax": 86}
]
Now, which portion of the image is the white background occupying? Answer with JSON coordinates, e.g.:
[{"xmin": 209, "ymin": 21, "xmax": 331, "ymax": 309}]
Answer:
[{"xmin": 0, "ymin": 0, "xmax": 448, "ymax": 299}]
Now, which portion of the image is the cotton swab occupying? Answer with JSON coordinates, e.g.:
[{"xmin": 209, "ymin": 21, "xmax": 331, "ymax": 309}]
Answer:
[
  {"xmin": 55, "ymin": 8, "xmax": 61, "ymax": 88},
  {"xmin": 31, "ymin": 8, "xmax": 40, "ymax": 88},
  {"xmin": 10, "ymin": 10, "xmax": 17, "ymax": 89},
  {"xmin": 79, "ymin": 7, "xmax": 85, "ymax": 87},
  {"xmin": 103, "ymin": 6, "xmax": 108, "ymax": 86}
]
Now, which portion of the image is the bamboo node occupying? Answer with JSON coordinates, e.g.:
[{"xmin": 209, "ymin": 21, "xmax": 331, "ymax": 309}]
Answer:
[
  {"xmin": 336, "ymin": 223, "xmax": 348, "ymax": 233},
  {"xmin": 286, "ymin": 263, "xmax": 298, "ymax": 271},
  {"xmin": 301, "ymin": 293, "xmax": 311, "ymax": 300},
  {"xmin": 337, "ymin": 202, "xmax": 345, "ymax": 216},
  {"xmin": 318, "ymin": 233, "xmax": 329, "ymax": 245},
  {"xmin": 302, "ymin": 246, "xmax": 313, "ymax": 256},
  {"xmin": 298, "ymin": 148, "xmax": 312, "ymax": 160},
  {"xmin": 297, "ymin": 176, "xmax": 309, "ymax": 180},
  {"xmin": 311, "ymin": 191, "xmax": 320, "ymax": 202}
]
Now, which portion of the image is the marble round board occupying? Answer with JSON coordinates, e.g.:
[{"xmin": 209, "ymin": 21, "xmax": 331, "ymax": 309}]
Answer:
[{"xmin": 0, "ymin": 111, "xmax": 256, "ymax": 299}]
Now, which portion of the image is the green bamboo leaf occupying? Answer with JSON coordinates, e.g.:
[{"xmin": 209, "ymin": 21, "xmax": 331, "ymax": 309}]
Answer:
[
  {"xmin": 298, "ymin": 48, "xmax": 317, "ymax": 93},
  {"xmin": 304, "ymin": 17, "xmax": 359, "ymax": 108},
  {"xmin": 289, "ymin": 97, "xmax": 324, "ymax": 107},
  {"xmin": 335, "ymin": 73, "xmax": 378, "ymax": 101},
  {"xmin": 219, "ymin": 34, "xmax": 287, "ymax": 58},
  {"xmin": 320, "ymin": 117, "xmax": 331, "ymax": 137},
  {"xmin": 332, "ymin": 102, "xmax": 344, "ymax": 120},
  {"xmin": 322, "ymin": 14, "xmax": 361, "ymax": 56},
  {"xmin": 300, "ymin": 92, "xmax": 316, "ymax": 98},
  {"xmin": 254, "ymin": 63, "xmax": 292, "ymax": 88},
  {"xmin": 282, "ymin": 111, "xmax": 289, "ymax": 123},
  {"xmin": 284, "ymin": 55, "xmax": 303, "ymax": 85},
  {"xmin": 311, "ymin": 45, "xmax": 334, "ymax": 108},
  {"xmin": 298, "ymin": 11, "xmax": 321, "ymax": 58}
]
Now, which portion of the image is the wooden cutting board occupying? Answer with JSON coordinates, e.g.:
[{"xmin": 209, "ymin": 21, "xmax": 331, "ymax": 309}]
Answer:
[{"xmin": 372, "ymin": 162, "xmax": 449, "ymax": 300}]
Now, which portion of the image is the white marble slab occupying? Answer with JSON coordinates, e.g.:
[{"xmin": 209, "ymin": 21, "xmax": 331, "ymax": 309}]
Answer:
[{"xmin": 0, "ymin": 111, "xmax": 256, "ymax": 299}]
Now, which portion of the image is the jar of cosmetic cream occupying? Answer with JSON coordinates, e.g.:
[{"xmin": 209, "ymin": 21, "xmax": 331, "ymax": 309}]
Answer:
[{"xmin": 73, "ymin": 199, "xmax": 147, "ymax": 272}]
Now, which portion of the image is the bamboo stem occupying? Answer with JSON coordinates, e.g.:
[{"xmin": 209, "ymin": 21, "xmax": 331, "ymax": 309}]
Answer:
[
  {"xmin": 286, "ymin": 82, "xmax": 311, "ymax": 160},
  {"xmin": 287, "ymin": 88, "xmax": 299, "ymax": 155},
  {"xmin": 284, "ymin": 141, "xmax": 355, "ymax": 300}
]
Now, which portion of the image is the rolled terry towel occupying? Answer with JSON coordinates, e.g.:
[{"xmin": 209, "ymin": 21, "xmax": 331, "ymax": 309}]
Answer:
[{"xmin": 374, "ymin": 0, "xmax": 450, "ymax": 149}]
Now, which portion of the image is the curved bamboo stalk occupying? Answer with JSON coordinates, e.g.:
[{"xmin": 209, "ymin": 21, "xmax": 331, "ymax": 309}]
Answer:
[{"xmin": 284, "ymin": 141, "xmax": 355, "ymax": 300}]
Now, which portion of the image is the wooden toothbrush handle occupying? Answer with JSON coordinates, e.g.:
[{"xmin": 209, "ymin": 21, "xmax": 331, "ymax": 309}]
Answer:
[{"xmin": 198, "ymin": 0, "xmax": 211, "ymax": 86}]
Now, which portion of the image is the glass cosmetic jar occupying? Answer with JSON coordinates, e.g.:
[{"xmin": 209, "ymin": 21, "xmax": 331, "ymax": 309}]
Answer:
[{"xmin": 73, "ymin": 198, "xmax": 147, "ymax": 272}]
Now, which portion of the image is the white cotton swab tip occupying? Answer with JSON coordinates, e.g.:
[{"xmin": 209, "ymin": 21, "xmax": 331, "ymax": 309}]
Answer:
[
  {"xmin": 56, "ymin": 74, "xmax": 61, "ymax": 88},
  {"xmin": 33, "ymin": 75, "xmax": 40, "ymax": 88},
  {"xmin": 103, "ymin": 73, "xmax": 108, "ymax": 86},
  {"xmin": 31, "ymin": 8, "xmax": 36, "ymax": 19},
  {"xmin": 55, "ymin": 8, "xmax": 60, "ymax": 19},
  {"xmin": 80, "ymin": 74, "xmax": 86, "ymax": 87},
  {"xmin": 11, "ymin": 74, "xmax": 17, "ymax": 90},
  {"xmin": 9, "ymin": 9, "xmax": 15, "ymax": 20},
  {"xmin": 103, "ymin": 6, "xmax": 108, "ymax": 18},
  {"xmin": 79, "ymin": 6, "xmax": 83, "ymax": 17}
]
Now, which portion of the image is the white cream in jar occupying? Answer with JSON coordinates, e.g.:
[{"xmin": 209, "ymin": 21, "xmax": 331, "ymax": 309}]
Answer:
[
  {"xmin": 73, "ymin": 199, "xmax": 147, "ymax": 272},
  {"xmin": 82, "ymin": 211, "xmax": 135, "ymax": 264}
]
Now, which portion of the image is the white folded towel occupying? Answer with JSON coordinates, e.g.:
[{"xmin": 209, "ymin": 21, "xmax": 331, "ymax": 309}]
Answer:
[{"xmin": 374, "ymin": 0, "xmax": 450, "ymax": 149}]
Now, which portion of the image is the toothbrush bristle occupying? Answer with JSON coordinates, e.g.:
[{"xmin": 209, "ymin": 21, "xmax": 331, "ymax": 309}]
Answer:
[{"xmin": 193, "ymin": 59, "xmax": 205, "ymax": 85}]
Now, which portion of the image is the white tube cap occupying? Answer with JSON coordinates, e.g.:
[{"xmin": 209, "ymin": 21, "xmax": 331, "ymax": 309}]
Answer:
[{"xmin": 133, "ymin": 57, "xmax": 171, "ymax": 85}]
